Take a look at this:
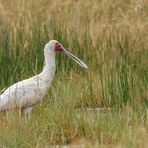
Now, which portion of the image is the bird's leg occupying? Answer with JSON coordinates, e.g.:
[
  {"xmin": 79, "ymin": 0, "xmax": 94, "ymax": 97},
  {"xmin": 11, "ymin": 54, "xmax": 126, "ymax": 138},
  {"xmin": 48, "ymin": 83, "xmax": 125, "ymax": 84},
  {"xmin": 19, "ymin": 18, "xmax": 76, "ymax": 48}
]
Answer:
[
  {"xmin": 22, "ymin": 107, "xmax": 32, "ymax": 121},
  {"xmin": 18, "ymin": 108, "xmax": 22, "ymax": 119}
]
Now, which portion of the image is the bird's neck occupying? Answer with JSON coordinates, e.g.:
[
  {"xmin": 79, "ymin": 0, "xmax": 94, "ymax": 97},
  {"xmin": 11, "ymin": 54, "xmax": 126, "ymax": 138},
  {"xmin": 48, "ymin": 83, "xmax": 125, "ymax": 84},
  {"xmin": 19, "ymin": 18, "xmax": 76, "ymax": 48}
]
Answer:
[{"xmin": 39, "ymin": 53, "xmax": 56, "ymax": 82}]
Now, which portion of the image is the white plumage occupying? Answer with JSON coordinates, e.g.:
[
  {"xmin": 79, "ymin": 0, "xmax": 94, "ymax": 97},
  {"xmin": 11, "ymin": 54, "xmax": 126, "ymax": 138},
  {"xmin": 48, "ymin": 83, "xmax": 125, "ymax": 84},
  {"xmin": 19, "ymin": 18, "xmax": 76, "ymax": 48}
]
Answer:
[{"xmin": 0, "ymin": 40, "xmax": 88, "ymax": 113}]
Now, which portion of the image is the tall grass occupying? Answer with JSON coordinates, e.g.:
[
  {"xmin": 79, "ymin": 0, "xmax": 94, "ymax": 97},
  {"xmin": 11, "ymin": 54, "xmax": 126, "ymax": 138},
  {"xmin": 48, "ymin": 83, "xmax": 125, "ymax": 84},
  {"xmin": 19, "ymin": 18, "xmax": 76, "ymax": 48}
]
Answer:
[{"xmin": 0, "ymin": 0, "xmax": 148, "ymax": 147}]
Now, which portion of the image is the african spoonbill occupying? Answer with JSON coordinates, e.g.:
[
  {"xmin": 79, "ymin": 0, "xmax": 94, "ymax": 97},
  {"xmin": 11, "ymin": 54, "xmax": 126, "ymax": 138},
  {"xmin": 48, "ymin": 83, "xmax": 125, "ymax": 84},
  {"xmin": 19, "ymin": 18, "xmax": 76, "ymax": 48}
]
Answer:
[{"xmin": 0, "ymin": 40, "xmax": 88, "ymax": 114}]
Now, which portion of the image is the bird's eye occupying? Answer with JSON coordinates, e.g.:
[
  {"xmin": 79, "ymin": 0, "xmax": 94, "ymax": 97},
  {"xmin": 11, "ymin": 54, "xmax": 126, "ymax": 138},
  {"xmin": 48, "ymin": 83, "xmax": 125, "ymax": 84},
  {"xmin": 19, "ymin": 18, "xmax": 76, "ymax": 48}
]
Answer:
[{"xmin": 55, "ymin": 43, "xmax": 62, "ymax": 52}]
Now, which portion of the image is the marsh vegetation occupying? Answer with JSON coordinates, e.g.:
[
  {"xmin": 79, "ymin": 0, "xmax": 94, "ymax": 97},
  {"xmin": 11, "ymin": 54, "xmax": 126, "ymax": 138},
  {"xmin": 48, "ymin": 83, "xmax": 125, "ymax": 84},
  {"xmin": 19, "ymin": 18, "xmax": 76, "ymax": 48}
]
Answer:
[{"xmin": 0, "ymin": 0, "xmax": 148, "ymax": 147}]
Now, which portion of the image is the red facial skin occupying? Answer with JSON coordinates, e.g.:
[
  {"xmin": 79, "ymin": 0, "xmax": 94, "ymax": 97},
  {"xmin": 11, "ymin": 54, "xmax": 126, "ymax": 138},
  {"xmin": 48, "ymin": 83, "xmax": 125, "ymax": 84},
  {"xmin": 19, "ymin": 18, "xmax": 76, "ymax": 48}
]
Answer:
[{"xmin": 55, "ymin": 43, "xmax": 62, "ymax": 52}]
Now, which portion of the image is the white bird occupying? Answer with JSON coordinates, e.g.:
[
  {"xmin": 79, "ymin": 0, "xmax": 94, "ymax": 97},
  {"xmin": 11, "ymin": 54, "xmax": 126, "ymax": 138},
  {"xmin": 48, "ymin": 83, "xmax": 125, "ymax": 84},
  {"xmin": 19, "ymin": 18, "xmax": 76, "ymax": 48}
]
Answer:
[{"xmin": 0, "ymin": 40, "xmax": 88, "ymax": 114}]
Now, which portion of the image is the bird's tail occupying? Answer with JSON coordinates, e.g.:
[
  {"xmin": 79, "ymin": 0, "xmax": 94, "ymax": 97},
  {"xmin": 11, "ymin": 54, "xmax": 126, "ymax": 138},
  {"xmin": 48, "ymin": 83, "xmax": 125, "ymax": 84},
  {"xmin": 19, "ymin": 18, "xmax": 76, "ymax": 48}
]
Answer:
[
  {"xmin": 0, "ymin": 88, "xmax": 6, "ymax": 110},
  {"xmin": 0, "ymin": 90, "xmax": 6, "ymax": 111},
  {"xmin": 0, "ymin": 88, "xmax": 6, "ymax": 95}
]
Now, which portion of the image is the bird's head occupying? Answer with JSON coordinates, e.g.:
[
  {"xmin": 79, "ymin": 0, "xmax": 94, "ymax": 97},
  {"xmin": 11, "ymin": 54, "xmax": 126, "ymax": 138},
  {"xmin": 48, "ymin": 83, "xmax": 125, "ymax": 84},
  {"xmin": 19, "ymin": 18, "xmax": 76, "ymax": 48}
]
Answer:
[{"xmin": 44, "ymin": 40, "xmax": 88, "ymax": 69}]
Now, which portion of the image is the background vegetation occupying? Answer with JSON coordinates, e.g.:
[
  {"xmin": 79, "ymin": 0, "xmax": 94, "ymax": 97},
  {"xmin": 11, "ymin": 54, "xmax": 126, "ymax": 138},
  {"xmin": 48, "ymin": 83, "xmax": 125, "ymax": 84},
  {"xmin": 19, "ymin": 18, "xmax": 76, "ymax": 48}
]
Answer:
[{"xmin": 0, "ymin": 0, "xmax": 147, "ymax": 147}]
